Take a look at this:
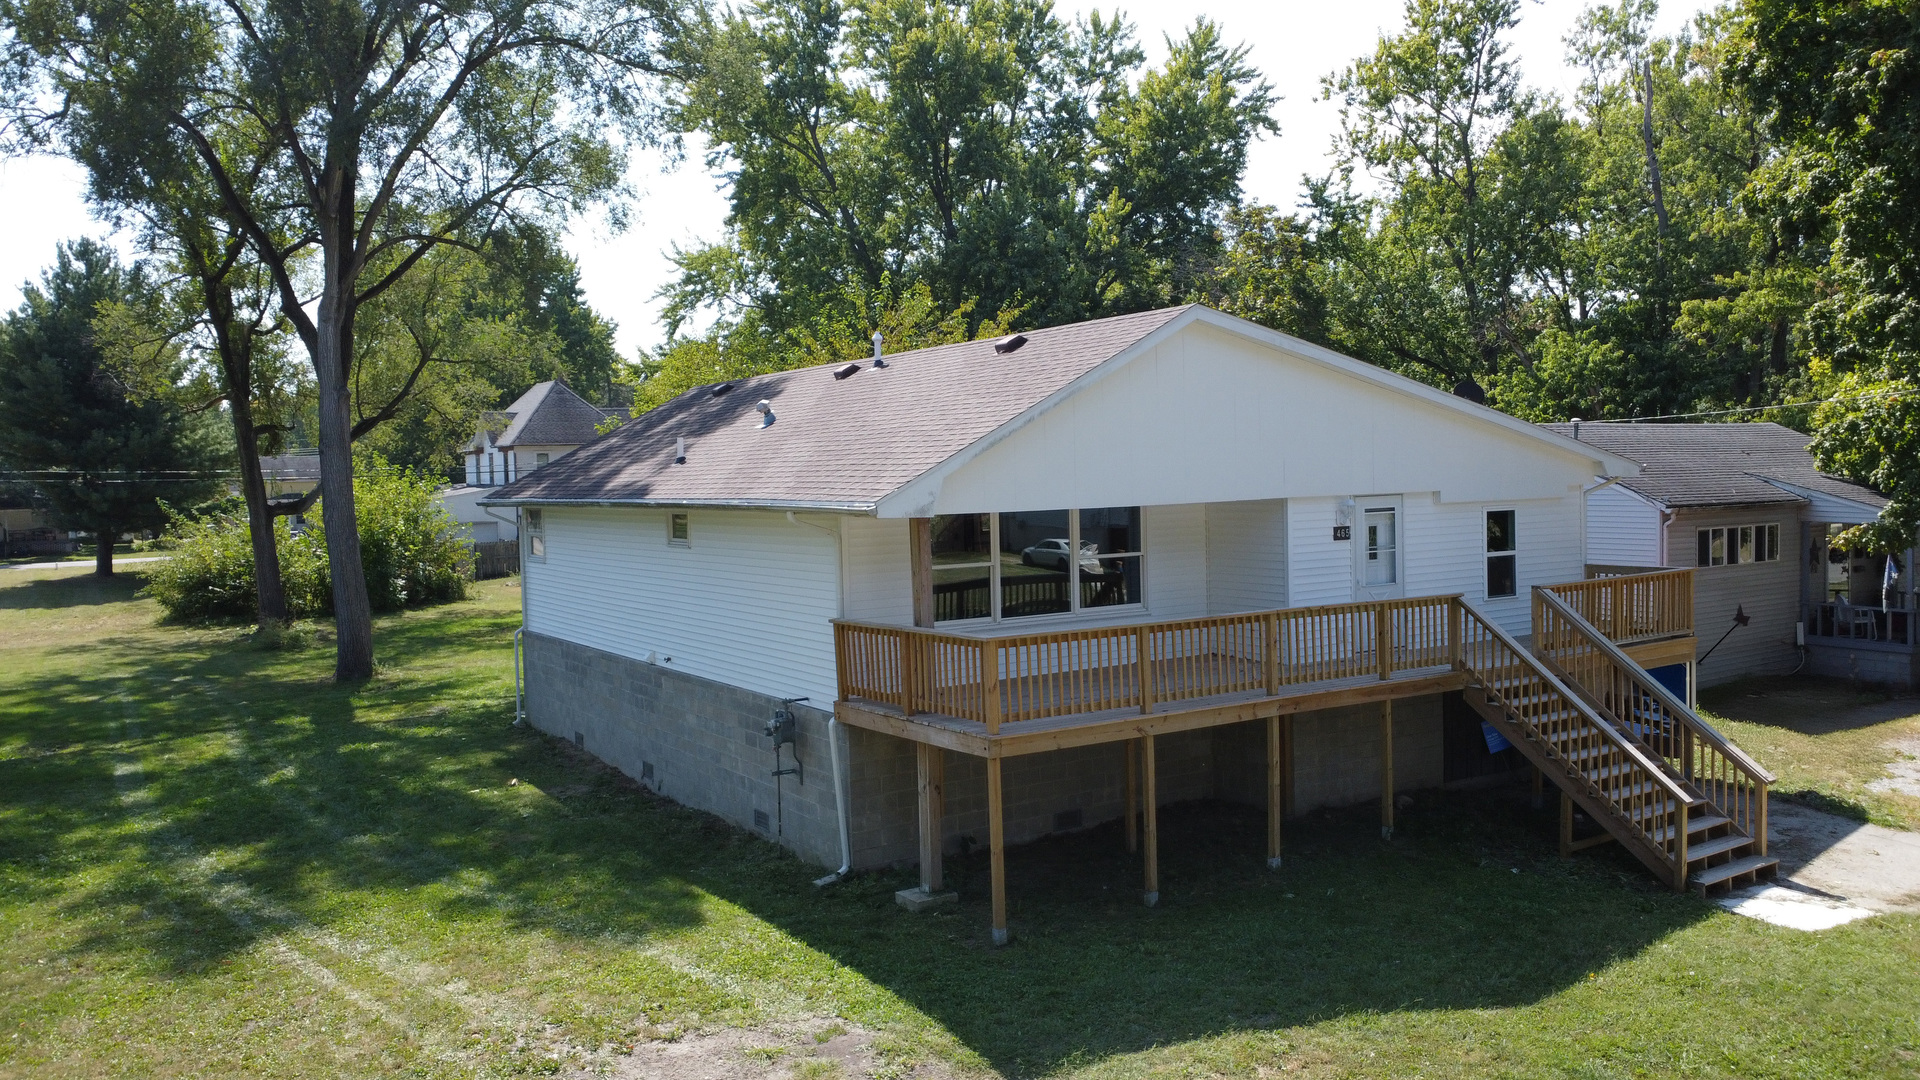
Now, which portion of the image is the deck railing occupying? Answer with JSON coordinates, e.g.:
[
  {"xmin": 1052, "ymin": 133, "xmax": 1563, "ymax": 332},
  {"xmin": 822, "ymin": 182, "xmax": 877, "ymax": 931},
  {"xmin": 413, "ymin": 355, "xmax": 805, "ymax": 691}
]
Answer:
[
  {"xmin": 1533, "ymin": 587, "xmax": 1772, "ymax": 848},
  {"xmin": 1542, "ymin": 567, "xmax": 1695, "ymax": 645},
  {"xmin": 835, "ymin": 594, "xmax": 1460, "ymax": 734}
]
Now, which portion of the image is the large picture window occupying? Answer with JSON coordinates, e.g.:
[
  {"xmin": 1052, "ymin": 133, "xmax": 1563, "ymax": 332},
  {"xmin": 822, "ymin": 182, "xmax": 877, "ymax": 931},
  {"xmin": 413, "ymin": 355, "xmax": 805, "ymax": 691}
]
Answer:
[
  {"xmin": 1696, "ymin": 524, "xmax": 1779, "ymax": 568},
  {"xmin": 930, "ymin": 507, "xmax": 1145, "ymax": 623}
]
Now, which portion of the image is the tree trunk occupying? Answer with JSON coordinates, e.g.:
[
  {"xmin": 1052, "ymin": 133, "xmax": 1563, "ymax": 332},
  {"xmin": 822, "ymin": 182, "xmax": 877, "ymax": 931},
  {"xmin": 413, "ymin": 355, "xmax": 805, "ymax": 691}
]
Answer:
[
  {"xmin": 94, "ymin": 531, "xmax": 115, "ymax": 576},
  {"xmin": 315, "ymin": 262, "xmax": 374, "ymax": 681},
  {"xmin": 228, "ymin": 392, "xmax": 288, "ymax": 625}
]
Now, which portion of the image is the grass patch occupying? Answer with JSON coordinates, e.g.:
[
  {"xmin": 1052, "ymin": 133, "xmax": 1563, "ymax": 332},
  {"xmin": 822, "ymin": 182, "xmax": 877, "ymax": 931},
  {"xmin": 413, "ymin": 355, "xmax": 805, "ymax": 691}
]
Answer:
[
  {"xmin": 1699, "ymin": 676, "xmax": 1920, "ymax": 830},
  {"xmin": 0, "ymin": 574, "xmax": 1916, "ymax": 1078}
]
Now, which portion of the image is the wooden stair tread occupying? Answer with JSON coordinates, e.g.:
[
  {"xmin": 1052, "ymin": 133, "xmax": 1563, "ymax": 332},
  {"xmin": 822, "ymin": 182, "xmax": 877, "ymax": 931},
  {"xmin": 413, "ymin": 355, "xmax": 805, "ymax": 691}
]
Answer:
[
  {"xmin": 1690, "ymin": 854, "xmax": 1778, "ymax": 888},
  {"xmin": 1685, "ymin": 833, "xmax": 1754, "ymax": 862}
]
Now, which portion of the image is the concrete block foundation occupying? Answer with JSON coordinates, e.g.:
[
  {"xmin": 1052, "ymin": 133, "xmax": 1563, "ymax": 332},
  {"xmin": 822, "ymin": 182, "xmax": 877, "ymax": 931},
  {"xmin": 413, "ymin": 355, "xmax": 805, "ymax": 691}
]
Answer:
[{"xmin": 526, "ymin": 631, "xmax": 1449, "ymax": 871}]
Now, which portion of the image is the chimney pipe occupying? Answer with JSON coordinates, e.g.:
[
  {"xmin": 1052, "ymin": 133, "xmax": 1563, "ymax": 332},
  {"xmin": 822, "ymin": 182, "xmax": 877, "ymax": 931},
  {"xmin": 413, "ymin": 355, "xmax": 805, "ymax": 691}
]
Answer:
[{"xmin": 871, "ymin": 331, "xmax": 886, "ymax": 368}]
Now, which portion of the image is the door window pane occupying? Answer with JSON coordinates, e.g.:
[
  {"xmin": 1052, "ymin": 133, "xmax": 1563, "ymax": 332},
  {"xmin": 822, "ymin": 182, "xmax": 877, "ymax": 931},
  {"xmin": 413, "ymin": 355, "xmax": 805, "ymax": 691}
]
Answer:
[
  {"xmin": 1363, "ymin": 508, "xmax": 1397, "ymax": 586},
  {"xmin": 931, "ymin": 514, "xmax": 993, "ymax": 620},
  {"xmin": 1000, "ymin": 510, "xmax": 1072, "ymax": 617}
]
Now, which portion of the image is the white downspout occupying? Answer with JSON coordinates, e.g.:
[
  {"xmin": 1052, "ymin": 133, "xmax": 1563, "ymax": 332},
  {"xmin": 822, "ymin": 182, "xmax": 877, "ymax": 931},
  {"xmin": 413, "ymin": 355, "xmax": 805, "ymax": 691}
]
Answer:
[{"xmin": 789, "ymin": 510, "xmax": 853, "ymax": 885}]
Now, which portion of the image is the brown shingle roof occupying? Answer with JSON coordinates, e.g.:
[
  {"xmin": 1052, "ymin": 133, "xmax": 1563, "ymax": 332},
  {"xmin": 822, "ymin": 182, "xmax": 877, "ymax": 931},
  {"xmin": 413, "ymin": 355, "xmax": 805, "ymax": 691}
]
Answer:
[
  {"xmin": 485, "ymin": 306, "xmax": 1192, "ymax": 509},
  {"xmin": 1539, "ymin": 421, "xmax": 1885, "ymax": 509}
]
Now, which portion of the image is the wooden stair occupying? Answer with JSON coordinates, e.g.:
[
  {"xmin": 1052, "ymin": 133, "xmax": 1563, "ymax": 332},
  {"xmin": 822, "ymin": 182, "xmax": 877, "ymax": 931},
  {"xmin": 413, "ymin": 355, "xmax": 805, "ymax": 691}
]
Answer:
[{"xmin": 1456, "ymin": 598, "xmax": 1778, "ymax": 894}]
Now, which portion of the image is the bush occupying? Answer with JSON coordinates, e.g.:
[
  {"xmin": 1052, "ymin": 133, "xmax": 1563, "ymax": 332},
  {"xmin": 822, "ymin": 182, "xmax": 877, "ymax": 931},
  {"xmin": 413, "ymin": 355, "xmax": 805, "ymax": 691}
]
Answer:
[{"xmin": 144, "ymin": 463, "xmax": 471, "ymax": 622}]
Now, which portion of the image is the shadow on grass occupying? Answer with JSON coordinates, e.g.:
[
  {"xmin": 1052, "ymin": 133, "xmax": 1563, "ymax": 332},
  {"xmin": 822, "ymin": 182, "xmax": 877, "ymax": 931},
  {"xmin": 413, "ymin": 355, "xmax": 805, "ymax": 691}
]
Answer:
[
  {"xmin": 1700, "ymin": 675, "xmax": 1916, "ymax": 735},
  {"xmin": 1778, "ymin": 787, "xmax": 1874, "ymax": 822},
  {"xmin": 1, "ymin": 596, "xmax": 1719, "ymax": 1076},
  {"xmin": 0, "ymin": 570, "xmax": 145, "ymax": 610}
]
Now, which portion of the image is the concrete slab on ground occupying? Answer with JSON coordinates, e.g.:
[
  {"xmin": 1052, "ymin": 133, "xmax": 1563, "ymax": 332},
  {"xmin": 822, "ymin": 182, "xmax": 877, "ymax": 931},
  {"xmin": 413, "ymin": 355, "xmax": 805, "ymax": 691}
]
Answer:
[{"xmin": 1767, "ymin": 801, "xmax": 1920, "ymax": 913}]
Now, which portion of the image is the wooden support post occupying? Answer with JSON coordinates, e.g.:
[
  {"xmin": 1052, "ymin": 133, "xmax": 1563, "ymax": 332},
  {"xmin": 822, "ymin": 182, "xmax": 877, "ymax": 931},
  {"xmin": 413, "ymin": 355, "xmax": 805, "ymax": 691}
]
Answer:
[
  {"xmin": 1263, "ymin": 612, "xmax": 1280, "ymax": 695},
  {"xmin": 982, "ymin": 639, "xmax": 1002, "ymax": 736},
  {"xmin": 1283, "ymin": 716, "xmax": 1295, "ymax": 818},
  {"xmin": 1530, "ymin": 764, "xmax": 1544, "ymax": 810},
  {"xmin": 1380, "ymin": 699, "xmax": 1395, "ymax": 839},
  {"xmin": 1142, "ymin": 732, "xmax": 1160, "ymax": 906},
  {"xmin": 1137, "ymin": 626, "xmax": 1156, "ymax": 714},
  {"xmin": 908, "ymin": 517, "xmax": 935, "ymax": 629},
  {"xmin": 1124, "ymin": 739, "xmax": 1139, "ymax": 854},
  {"xmin": 1266, "ymin": 716, "xmax": 1283, "ymax": 869},
  {"xmin": 917, "ymin": 742, "xmax": 944, "ymax": 892},
  {"xmin": 987, "ymin": 756, "xmax": 1008, "ymax": 945},
  {"xmin": 1376, "ymin": 602, "xmax": 1392, "ymax": 680},
  {"xmin": 1673, "ymin": 801, "xmax": 1690, "ymax": 893},
  {"xmin": 1756, "ymin": 783, "xmax": 1769, "ymax": 856},
  {"xmin": 1559, "ymin": 790, "xmax": 1574, "ymax": 859},
  {"xmin": 1449, "ymin": 598, "xmax": 1465, "ymax": 670}
]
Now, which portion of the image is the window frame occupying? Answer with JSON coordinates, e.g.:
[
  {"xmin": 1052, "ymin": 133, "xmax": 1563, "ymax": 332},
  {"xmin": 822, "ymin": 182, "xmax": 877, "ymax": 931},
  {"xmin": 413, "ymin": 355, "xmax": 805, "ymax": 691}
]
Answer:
[
  {"xmin": 534, "ymin": 451, "xmax": 550, "ymax": 468},
  {"xmin": 1484, "ymin": 507, "xmax": 1518, "ymax": 599},
  {"xmin": 667, "ymin": 511, "xmax": 691, "ymax": 548},
  {"xmin": 523, "ymin": 507, "xmax": 545, "ymax": 561},
  {"xmin": 1696, "ymin": 523, "xmax": 1781, "ymax": 568},
  {"xmin": 933, "ymin": 507, "xmax": 1146, "ymax": 625}
]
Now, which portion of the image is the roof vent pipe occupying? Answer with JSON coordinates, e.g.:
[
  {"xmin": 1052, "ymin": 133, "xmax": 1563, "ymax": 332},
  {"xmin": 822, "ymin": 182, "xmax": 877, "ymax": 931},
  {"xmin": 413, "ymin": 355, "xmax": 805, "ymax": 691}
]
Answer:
[
  {"xmin": 871, "ymin": 331, "xmax": 886, "ymax": 368},
  {"xmin": 993, "ymin": 333, "xmax": 1029, "ymax": 354},
  {"xmin": 674, "ymin": 436, "xmax": 686, "ymax": 464},
  {"xmin": 756, "ymin": 399, "xmax": 775, "ymax": 428},
  {"xmin": 1570, "ymin": 418, "xmax": 1582, "ymax": 441}
]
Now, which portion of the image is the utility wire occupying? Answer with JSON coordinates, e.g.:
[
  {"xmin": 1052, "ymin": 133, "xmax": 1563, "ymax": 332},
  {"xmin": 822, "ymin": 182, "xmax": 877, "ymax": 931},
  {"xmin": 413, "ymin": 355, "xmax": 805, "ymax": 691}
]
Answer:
[{"xmin": 1586, "ymin": 385, "xmax": 1910, "ymax": 424}]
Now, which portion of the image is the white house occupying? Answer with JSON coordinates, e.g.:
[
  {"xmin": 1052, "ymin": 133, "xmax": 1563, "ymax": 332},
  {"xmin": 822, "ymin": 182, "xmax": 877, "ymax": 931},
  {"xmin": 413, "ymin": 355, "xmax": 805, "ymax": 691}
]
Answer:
[
  {"xmin": 445, "ymin": 380, "xmax": 622, "ymax": 542},
  {"xmin": 486, "ymin": 305, "xmax": 1778, "ymax": 942},
  {"xmin": 1545, "ymin": 422, "xmax": 1913, "ymax": 691}
]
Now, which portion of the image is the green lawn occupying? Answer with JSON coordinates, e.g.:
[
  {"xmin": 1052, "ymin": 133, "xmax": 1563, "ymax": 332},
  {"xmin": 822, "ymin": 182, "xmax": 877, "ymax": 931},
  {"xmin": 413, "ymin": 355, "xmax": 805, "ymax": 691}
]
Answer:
[
  {"xmin": 1700, "ymin": 677, "xmax": 1920, "ymax": 830},
  {"xmin": 1, "ymin": 573, "xmax": 1917, "ymax": 1078}
]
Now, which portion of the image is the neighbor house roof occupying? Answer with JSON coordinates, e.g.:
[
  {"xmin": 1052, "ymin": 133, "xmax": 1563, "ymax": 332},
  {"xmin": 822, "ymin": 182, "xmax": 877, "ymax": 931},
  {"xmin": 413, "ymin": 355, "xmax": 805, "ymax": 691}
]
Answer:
[
  {"xmin": 1539, "ymin": 421, "xmax": 1885, "ymax": 511},
  {"xmin": 258, "ymin": 451, "xmax": 321, "ymax": 481},
  {"xmin": 471, "ymin": 381, "xmax": 620, "ymax": 452},
  {"xmin": 484, "ymin": 305, "xmax": 1638, "ymax": 513}
]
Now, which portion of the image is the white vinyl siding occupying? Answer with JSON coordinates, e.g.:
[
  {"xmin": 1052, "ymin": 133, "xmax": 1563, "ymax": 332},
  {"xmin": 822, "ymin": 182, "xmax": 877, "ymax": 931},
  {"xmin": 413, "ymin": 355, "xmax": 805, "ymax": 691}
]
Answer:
[
  {"xmin": 1586, "ymin": 483, "xmax": 1665, "ymax": 567},
  {"xmin": 1206, "ymin": 499, "xmax": 1288, "ymax": 613},
  {"xmin": 1143, "ymin": 504, "xmax": 1207, "ymax": 619},
  {"xmin": 1286, "ymin": 496, "xmax": 1356, "ymax": 607},
  {"xmin": 842, "ymin": 515, "xmax": 912, "ymax": 624},
  {"xmin": 1401, "ymin": 494, "xmax": 1583, "ymax": 637},
  {"xmin": 524, "ymin": 507, "xmax": 842, "ymax": 704}
]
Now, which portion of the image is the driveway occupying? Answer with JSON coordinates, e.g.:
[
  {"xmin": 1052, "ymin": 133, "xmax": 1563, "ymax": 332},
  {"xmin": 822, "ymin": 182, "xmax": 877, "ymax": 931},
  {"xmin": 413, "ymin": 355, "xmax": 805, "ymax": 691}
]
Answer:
[
  {"xmin": 3, "ymin": 555, "xmax": 169, "ymax": 571},
  {"xmin": 1767, "ymin": 800, "xmax": 1920, "ymax": 912}
]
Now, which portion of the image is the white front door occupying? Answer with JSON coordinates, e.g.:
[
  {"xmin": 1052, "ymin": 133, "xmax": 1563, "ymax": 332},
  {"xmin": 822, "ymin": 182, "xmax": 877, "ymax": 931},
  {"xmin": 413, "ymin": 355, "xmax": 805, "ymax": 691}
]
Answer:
[{"xmin": 1354, "ymin": 501, "xmax": 1404, "ymax": 601}]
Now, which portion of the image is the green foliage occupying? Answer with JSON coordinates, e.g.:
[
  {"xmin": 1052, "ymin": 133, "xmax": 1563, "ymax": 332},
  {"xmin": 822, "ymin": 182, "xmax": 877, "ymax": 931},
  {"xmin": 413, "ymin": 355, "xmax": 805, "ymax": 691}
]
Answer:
[
  {"xmin": 666, "ymin": 0, "xmax": 1273, "ymax": 341},
  {"xmin": 0, "ymin": 240, "xmax": 225, "ymax": 561},
  {"xmin": 637, "ymin": 277, "xmax": 1017, "ymax": 410},
  {"xmin": 1729, "ymin": 0, "xmax": 1920, "ymax": 547},
  {"xmin": 144, "ymin": 462, "xmax": 469, "ymax": 622}
]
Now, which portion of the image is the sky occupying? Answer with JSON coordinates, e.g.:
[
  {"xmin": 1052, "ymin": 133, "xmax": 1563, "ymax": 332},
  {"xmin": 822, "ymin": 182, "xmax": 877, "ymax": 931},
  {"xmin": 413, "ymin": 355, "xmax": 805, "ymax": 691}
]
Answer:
[{"xmin": 0, "ymin": 0, "xmax": 1718, "ymax": 358}]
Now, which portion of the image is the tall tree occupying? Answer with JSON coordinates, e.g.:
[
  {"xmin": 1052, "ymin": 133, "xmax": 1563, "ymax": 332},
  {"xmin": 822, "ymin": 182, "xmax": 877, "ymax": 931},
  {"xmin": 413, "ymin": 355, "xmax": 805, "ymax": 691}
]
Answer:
[
  {"xmin": 665, "ymin": 1, "xmax": 1273, "ymax": 347},
  {"xmin": 0, "ymin": 240, "xmax": 222, "ymax": 575},
  {"xmin": 1730, "ymin": 0, "xmax": 1920, "ymax": 548},
  {"xmin": 4, "ymin": 0, "xmax": 685, "ymax": 677}
]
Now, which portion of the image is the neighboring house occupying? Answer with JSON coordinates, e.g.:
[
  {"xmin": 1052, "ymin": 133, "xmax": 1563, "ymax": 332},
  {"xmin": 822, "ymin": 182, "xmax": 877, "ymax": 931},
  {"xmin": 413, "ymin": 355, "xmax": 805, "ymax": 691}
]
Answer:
[
  {"xmin": 464, "ymin": 380, "xmax": 620, "ymax": 488},
  {"xmin": 445, "ymin": 380, "xmax": 622, "ymax": 544},
  {"xmin": 0, "ymin": 501, "xmax": 73, "ymax": 556},
  {"xmin": 258, "ymin": 451, "xmax": 321, "ymax": 501},
  {"xmin": 486, "ymin": 305, "xmax": 1777, "ymax": 943},
  {"xmin": 1545, "ymin": 422, "xmax": 1914, "ymax": 691}
]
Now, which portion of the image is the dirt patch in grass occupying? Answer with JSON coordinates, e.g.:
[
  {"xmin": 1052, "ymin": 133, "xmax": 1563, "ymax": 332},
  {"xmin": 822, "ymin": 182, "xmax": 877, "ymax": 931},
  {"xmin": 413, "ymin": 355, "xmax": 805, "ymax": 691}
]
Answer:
[{"xmin": 578, "ymin": 1017, "xmax": 955, "ymax": 1080}]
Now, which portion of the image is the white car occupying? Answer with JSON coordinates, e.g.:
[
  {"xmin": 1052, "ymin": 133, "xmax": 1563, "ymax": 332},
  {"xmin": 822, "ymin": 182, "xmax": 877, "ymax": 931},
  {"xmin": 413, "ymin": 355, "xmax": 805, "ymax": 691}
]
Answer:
[{"xmin": 1020, "ymin": 538, "xmax": 1101, "ymax": 573}]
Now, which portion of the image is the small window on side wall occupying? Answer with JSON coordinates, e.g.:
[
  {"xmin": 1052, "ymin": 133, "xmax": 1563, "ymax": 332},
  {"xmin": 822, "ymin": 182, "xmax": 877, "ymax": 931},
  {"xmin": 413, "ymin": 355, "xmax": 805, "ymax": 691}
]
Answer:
[
  {"xmin": 524, "ymin": 507, "xmax": 545, "ymax": 560},
  {"xmin": 668, "ymin": 512, "xmax": 691, "ymax": 547},
  {"xmin": 1485, "ymin": 509, "xmax": 1517, "ymax": 598}
]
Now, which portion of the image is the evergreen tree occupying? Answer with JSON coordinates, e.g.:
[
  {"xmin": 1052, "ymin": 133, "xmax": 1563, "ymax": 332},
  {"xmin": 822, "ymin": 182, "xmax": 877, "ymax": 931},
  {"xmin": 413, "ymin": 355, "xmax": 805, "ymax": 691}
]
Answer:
[{"xmin": 0, "ymin": 240, "xmax": 222, "ymax": 575}]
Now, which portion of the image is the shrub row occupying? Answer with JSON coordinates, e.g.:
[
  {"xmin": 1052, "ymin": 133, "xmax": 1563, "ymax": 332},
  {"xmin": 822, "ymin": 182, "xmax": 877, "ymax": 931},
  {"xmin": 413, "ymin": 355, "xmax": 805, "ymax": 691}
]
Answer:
[{"xmin": 144, "ymin": 465, "xmax": 471, "ymax": 622}]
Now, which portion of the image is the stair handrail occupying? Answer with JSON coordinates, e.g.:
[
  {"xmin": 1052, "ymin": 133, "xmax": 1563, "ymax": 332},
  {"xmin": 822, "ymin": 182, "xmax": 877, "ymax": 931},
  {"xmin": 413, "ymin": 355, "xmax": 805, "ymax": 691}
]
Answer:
[
  {"xmin": 1457, "ymin": 600, "xmax": 1698, "ymax": 810},
  {"xmin": 1533, "ymin": 588, "xmax": 1775, "ymax": 785}
]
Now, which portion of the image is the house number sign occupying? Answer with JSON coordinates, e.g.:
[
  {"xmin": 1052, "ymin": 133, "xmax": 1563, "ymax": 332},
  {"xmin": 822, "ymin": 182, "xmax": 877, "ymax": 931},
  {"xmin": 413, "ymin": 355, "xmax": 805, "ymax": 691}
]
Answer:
[{"xmin": 1332, "ymin": 525, "xmax": 1352, "ymax": 541}]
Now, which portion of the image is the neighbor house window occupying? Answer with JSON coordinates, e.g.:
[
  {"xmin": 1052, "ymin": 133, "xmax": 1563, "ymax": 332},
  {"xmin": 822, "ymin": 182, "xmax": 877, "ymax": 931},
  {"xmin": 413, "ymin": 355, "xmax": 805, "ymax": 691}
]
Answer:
[
  {"xmin": 1696, "ymin": 524, "xmax": 1778, "ymax": 567},
  {"xmin": 930, "ymin": 508, "xmax": 1145, "ymax": 623},
  {"xmin": 524, "ymin": 507, "xmax": 544, "ymax": 560},
  {"xmin": 668, "ymin": 512, "xmax": 691, "ymax": 547},
  {"xmin": 1486, "ymin": 509, "xmax": 1517, "ymax": 598},
  {"xmin": 534, "ymin": 452, "xmax": 550, "ymax": 468}
]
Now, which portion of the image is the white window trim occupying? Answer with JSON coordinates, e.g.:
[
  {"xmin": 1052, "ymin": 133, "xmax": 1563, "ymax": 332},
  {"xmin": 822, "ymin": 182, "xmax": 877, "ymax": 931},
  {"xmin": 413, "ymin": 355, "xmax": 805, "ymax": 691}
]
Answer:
[
  {"xmin": 1696, "ymin": 523, "xmax": 1780, "ymax": 568},
  {"xmin": 936, "ymin": 509, "xmax": 1147, "ymax": 626},
  {"xmin": 1485, "ymin": 507, "xmax": 1518, "ymax": 599},
  {"xmin": 523, "ymin": 507, "xmax": 545, "ymax": 561}
]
